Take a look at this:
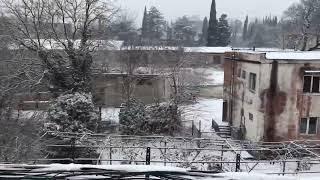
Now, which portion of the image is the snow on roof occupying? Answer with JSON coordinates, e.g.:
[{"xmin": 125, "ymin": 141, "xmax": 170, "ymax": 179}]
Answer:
[
  {"xmin": 185, "ymin": 46, "xmax": 232, "ymax": 53},
  {"xmin": 266, "ymin": 51, "xmax": 320, "ymax": 60},
  {"xmin": 9, "ymin": 39, "xmax": 124, "ymax": 50},
  {"xmin": 231, "ymin": 48, "xmax": 294, "ymax": 54},
  {"xmin": 121, "ymin": 46, "xmax": 179, "ymax": 51}
]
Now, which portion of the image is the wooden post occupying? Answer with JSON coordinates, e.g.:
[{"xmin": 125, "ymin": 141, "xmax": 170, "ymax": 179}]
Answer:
[
  {"xmin": 99, "ymin": 106, "xmax": 102, "ymax": 121},
  {"xmin": 145, "ymin": 147, "xmax": 151, "ymax": 180},
  {"xmin": 164, "ymin": 141, "xmax": 167, "ymax": 166},
  {"xmin": 282, "ymin": 161, "xmax": 286, "ymax": 176},
  {"xmin": 235, "ymin": 154, "xmax": 241, "ymax": 172},
  {"xmin": 192, "ymin": 120, "xmax": 194, "ymax": 136},
  {"xmin": 146, "ymin": 147, "xmax": 151, "ymax": 165},
  {"xmin": 71, "ymin": 138, "xmax": 76, "ymax": 163},
  {"xmin": 109, "ymin": 140, "xmax": 112, "ymax": 165},
  {"xmin": 220, "ymin": 145, "xmax": 224, "ymax": 170},
  {"xmin": 198, "ymin": 121, "xmax": 202, "ymax": 138}
]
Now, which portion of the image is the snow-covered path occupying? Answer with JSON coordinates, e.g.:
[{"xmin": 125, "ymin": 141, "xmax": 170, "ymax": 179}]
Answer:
[{"xmin": 181, "ymin": 98, "xmax": 226, "ymax": 133}]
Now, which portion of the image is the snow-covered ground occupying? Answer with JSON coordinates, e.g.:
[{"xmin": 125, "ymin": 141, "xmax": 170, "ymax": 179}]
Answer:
[
  {"xmin": 194, "ymin": 68, "xmax": 224, "ymax": 86},
  {"xmin": 101, "ymin": 108, "xmax": 120, "ymax": 123},
  {"xmin": 181, "ymin": 98, "xmax": 226, "ymax": 133}
]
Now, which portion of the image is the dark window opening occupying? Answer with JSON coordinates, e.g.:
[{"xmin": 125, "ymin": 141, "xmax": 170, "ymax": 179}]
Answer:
[
  {"xmin": 238, "ymin": 68, "xmax": 241, "ymax": 77},
  {"xmin": 249, "ymin": 113, "xmax": 253, "ymax": 121},
  {"xmin": 300, "ymin": 117, "xmax": 318, "ymax": 135},
  {"xmin": 303, "ymin": 75, "xmax": 320, "ymax": 93},
  {"xmin": 309, "ymin": 117, "xmax": 318, "ymax": 134},
  {"xmin": 312, "ymin": 77, "xmax": 320, "ymax": 93},
  {"xmin": 300, "ymin": 118, "xmax": 308, "ymax": 134},
  {"xmin": 241, "ymin": 70, "xmax": 246, "ymax": 79},
  {"xmin": 249, "ymin": 73, "xmax": 257, "ymax": 91}
]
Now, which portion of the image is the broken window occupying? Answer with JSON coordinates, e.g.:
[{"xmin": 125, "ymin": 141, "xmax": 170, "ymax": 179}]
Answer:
[
  {"xmin": 249, "ymin": 113, "xmax": 253, "ymax": 121},
  {"xmin": 303, "ymin": 75, "xmax": 320, "ymax": 93},
  {"xmin": 249, "ymin": 73, "xmax": 257, "ymax": 91},
  {"xmin": 300, "ymin": 117, "xmax": 318, "ymax": 135}
]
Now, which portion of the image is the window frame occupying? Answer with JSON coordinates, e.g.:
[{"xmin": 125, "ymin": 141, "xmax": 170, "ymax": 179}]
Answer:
[
  {"xmin": 303, "ymin": 75, "xmax": 320, "ymax": 93},
  {"xmin": 249, "ymin": 73, "xmax": 257, "ymax": 92},
  {"xmin": 300, "ymin": 117, "xmax": 318, "ymax": 135}
]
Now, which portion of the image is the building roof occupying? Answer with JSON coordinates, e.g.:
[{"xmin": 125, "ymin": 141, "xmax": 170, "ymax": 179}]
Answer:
[{"xmin": 184, "ymin": 47, "xmax": 232, "ymax": 53}]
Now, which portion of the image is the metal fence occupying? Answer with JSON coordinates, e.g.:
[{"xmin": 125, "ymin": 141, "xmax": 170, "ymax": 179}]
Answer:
[{"xmin": 32, "ymin": 132, "xmax": 320, "ymax": 175}]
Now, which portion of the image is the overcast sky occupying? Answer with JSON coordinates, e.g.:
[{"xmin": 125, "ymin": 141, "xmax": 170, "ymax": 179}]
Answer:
[{"xmin": 115, "ymin": 0, "xmax": 300, "ymax": 25}]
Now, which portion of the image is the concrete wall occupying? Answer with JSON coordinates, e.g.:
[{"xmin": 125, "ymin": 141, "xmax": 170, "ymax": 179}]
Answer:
[
  {"xmin": 18, "ymin": 74, "xmax": 170, "ymax": 110},
  {"xmin": 93, "ymin": 74, "xmax": 170, "ymax": 107}
]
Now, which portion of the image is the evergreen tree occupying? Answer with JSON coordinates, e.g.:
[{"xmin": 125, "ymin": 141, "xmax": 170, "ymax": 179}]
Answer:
[
  {"xmin": 200, "ymin": 17, "xmax": 208, "ymax": 45},
  {"xmin": 166, "ymin": 21, "xmax": 173, "ymax": 44},
  {"xmin": 172, "ymin": 16, "xmax": 197, "ymax": 46},
  {"xmin": 141, "ymin": 6, "xmax": 148, "ymax": 39},
  {"xmin": 207, "ymin": 0, "xmax": 218, "ymax": 46},
  {"xmin": 148, "ymin": 6, "xmax": 165, "ymax": 41},
  {"xmin": 243, "ymin": 15, "xmax": 248, "ymax": 40},
  {"xmin": 217, "ymin": 14, "xmax": 231, "ymax": 46}
]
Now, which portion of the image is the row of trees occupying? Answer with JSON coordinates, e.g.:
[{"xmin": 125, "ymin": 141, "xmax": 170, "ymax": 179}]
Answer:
[
  {"xmin": 111, "ymin": 2, "xmax": 232, "ymax": 47},
  {"xmin": 229, "ymin": 0, "xmax": 320, "ymax": 50}
]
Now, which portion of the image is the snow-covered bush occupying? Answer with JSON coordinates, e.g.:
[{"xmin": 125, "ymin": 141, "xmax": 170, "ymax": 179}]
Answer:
[
  {"xmin": 45, "ymin": 92, "xmax": 99, "ymax": 163},
  {"xmin": 119, "ymin": 99, "xmax": 182, "ymax": 136},
  {"xmin": 47, "ymin": 92, "xmax": 98, "ymax": 133},
  {"xmin": 119, "ymin": 99, "xmax": 149, "ymax": 135},
  {"xmin": 146, "ymin": 104, "xmax": 181, "ymax": 136}
]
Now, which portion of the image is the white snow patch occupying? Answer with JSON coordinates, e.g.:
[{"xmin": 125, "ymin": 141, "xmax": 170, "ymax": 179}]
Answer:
[
  {"xmin": 217, "ymin": 172, "xmax": 296, "ymax": 180},
  {"xmin": 185, "ymin": 47, "xmax": 232, "ymax": 53},
  {"xmin": 182, "ymin": 98, "xmax": 226, "ymax": 133},
  {"xmin": 101, "ymin": 108, "xmax": 120, "ymax": 123},
  {"xmin": 266, "ymin": 51, "xmax": 320, "ymax": 60},
  {"xmin": 195, "ymin": 68, "xmax": 224, "ymax": 86}
]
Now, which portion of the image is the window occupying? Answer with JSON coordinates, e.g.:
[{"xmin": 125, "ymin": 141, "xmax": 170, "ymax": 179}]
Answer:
[
  {"xmin": 241, "ymin": 70, "xmax": 246, "ymax": 79},
  {"xmin": 249, "ymin": 113, "xmax": 253, "ymax": 121},
  {"xmin": 303, "ymin": 75, "xmax": 320, "ymax": 93},
  {"xmin": 249, "ymin": 73, "xmax": 257, "ymax": 91},
  {"xmin": 237, "ymin": 68, "xmax": 241, "ymax": 77},
  {"xmin": 300, "ymin": 117, "xmax": 318, "ymax": 135}
]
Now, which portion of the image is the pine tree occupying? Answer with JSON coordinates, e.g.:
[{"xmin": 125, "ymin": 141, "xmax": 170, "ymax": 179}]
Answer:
[
  {"xmin": 148, "ymin": 6, "xmax": 165, "ymax": 41},
  {"xmin": 207, "ymin": 0, "xmax": 218, "ymax": 46},
  {"xmin": 217, "ymin": 14, "xmax": 231, "ymax": 46},
  {"xmin": 200, "ymin": 17, "xmax": 208, "ymax": 45},
  {"xmin": 141, "ymin": 6, "xmax": 148, "ymax": 39},
  {"xmin": 243, "ymin": 15, "xmax": 248, "ymax": 40}
]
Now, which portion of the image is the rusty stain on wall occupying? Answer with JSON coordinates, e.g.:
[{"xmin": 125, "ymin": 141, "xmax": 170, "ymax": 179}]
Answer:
[{"xmin": 260, "ymin": 61, "xmax": 287, "ymax": 142}]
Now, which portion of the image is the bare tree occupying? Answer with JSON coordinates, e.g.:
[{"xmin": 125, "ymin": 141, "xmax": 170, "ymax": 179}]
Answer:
[
  {"xmin": 2, "ymin": 0, "xmax": 117, "ymax": 93},
  {"xmin": 284, "ymin": 0, "xmax": 320, "ymax": 51}
]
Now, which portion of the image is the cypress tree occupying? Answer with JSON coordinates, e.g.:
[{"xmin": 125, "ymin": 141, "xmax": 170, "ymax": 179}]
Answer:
[
  {"xmin": 200, "ymin": 17, "xmax": 209, "ymax": 45},
  {"xmin": 217, "ymin": 14, "xmax": 231, "ymax": 46},
  {"xmin": 243, "ymin": 15, "xmax": 248, "ymax": 40},
  {"xmin": 141, "ymin": 6, "xmax": 148, "ymax": 39},
  {"xmin": 207, "ymin": 0, "xmax": 218, "ymax": 46}
]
